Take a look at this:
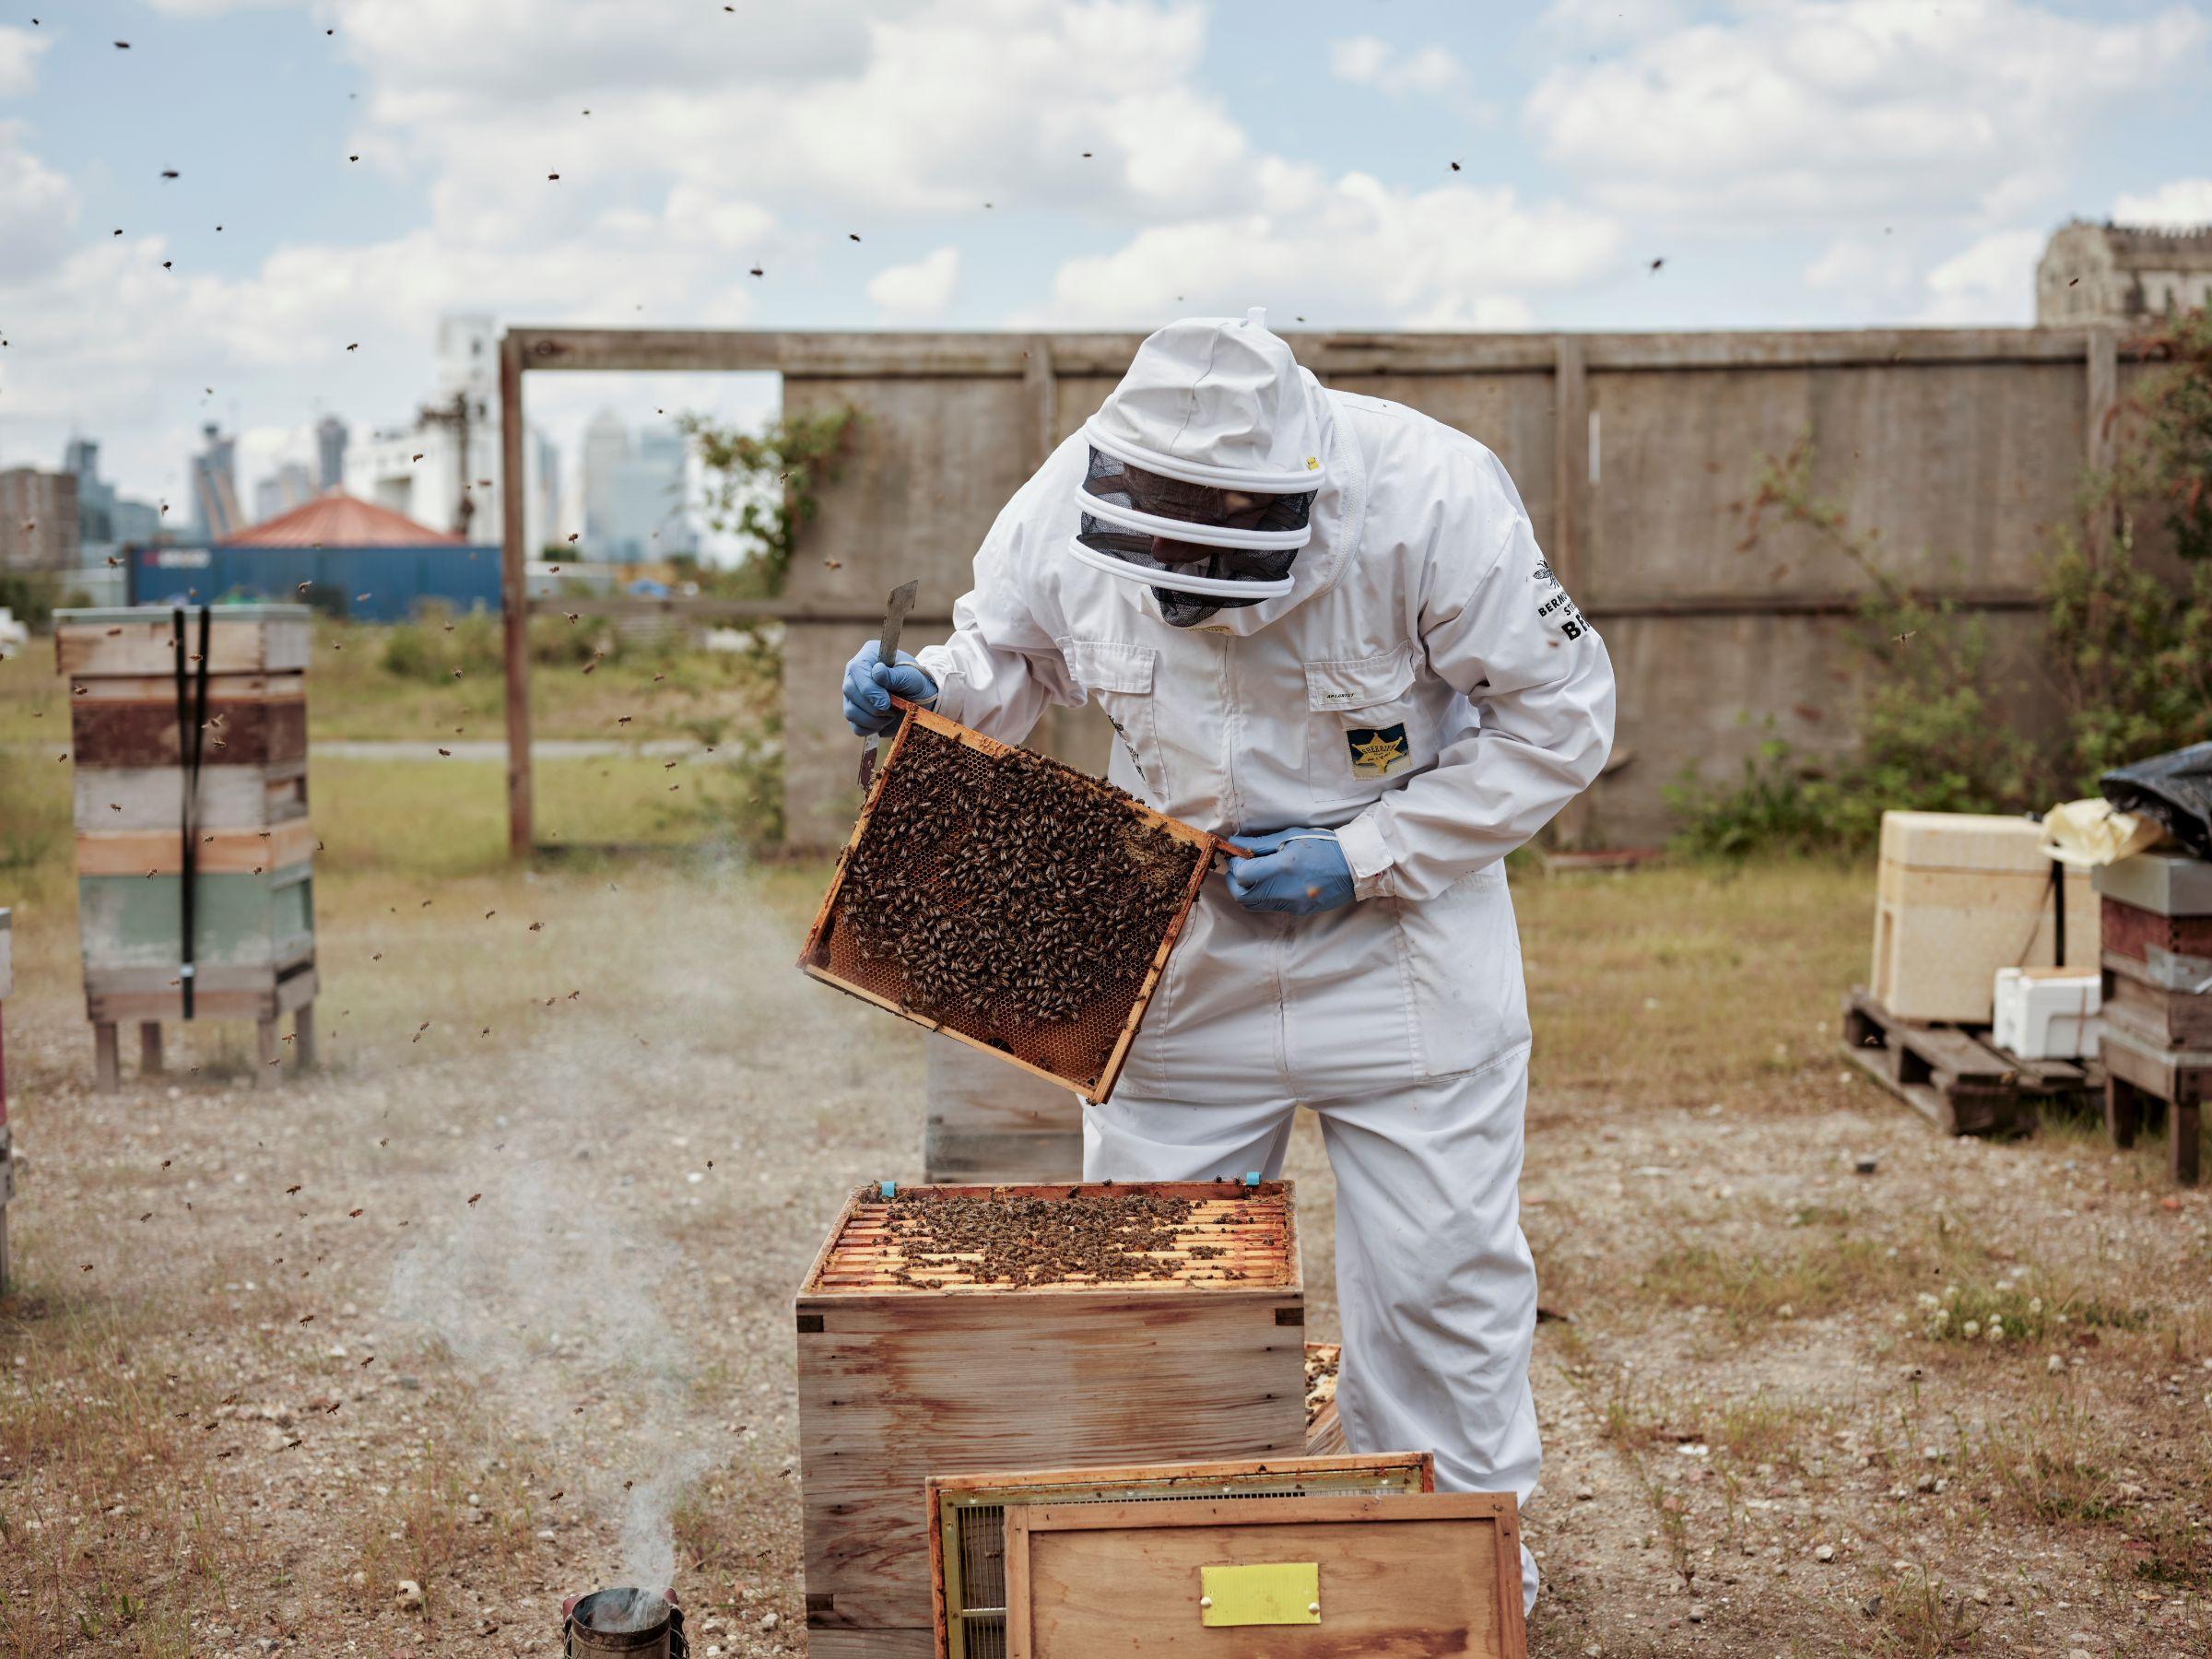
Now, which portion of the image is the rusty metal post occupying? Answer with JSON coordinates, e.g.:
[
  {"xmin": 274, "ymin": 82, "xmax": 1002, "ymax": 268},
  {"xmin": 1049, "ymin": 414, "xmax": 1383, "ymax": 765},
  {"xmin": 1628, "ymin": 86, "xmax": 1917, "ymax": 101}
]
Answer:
[{"xmin": 500, "ymin": 331, "xmax": 534, "ymax": 861}]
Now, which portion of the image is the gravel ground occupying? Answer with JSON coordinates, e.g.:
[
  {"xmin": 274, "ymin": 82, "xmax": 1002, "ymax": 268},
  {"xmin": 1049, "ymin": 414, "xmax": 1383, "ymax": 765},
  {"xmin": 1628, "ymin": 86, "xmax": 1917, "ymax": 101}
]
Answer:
[{"xmin": 2, "ymin": 857, "xmax": 2206, "ymax": 1656}]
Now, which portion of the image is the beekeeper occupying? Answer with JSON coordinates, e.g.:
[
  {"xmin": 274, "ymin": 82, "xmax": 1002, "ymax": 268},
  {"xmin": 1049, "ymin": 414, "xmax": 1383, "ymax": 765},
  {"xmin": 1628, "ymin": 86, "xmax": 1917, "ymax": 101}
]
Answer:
[{"xmin": 841, "ymin": 309, "xmax": 1614, "ymax": 1614}]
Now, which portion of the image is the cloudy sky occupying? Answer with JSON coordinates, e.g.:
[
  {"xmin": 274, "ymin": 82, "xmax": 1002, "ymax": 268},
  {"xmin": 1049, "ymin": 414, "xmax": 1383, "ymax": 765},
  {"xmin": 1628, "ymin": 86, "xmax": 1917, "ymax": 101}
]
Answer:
[{"xmin": 1, "ymin": 0, "xmax": 2208, "ymax": 512}]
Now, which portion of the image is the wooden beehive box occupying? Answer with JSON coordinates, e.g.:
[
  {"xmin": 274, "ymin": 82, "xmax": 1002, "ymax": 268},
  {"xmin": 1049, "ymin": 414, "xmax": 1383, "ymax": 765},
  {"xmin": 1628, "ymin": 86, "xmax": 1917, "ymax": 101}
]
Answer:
[
  {"xmin": 999, "ymin": 1492, "xmax": 1526, "ymax": 1658},
  {"xmin": 795, "ymin": 1182, "xmax": 1307, "ymax": 1659},
  {"xmin": 800, "ymin": 703, "xmax": 1226, "ymax": 1101},
  {"xmin": 1871, "ymin": 811, "xmax": 2095, "ymax": 1022},
  {"xmin": 928, "ymin": 1453, "xmax": 1433, "ymax": 1659},
  {"xmin": 57, "ymin": 606, "xmax": 317, "ymax": 1086}
]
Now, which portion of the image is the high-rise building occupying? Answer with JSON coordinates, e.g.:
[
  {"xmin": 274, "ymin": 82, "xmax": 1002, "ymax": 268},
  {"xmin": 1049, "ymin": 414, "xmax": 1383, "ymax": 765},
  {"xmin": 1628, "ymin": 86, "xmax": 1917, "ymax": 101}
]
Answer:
[
  {"xmin": 250, "ymin": 461, "xmax": 316, "ymax": 526},
  {"xmin": 314, "ymin": 416, "xmax": 349, "ymax": 492},
  {"xmin": 65, "ymin": 437, "xmax": 164, "ymax": 555},
  {"xmin": 533, "ymin": 429, "xmax": 562, "ymax": 554},
  {"xmin": 189, "ymin": 423, "xmax": 242, "ymax": 541},
  {"xmin": 582, "ymin": 407, "xmax": 630, "ymax": 555},
  {"xmin": 580, "ymin": 411, "xmax": 694, "ymax": 560},
  {"xmin": 0, "ymin": 467, "xmax": 79, "ymax": 570}
]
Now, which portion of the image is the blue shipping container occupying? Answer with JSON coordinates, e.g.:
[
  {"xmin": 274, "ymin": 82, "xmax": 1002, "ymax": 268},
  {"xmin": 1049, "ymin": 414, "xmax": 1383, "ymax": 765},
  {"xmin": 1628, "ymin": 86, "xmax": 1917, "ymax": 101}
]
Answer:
[{"xmin": 129, "ymin": 544, "xmax": 502, "ymax": 622}]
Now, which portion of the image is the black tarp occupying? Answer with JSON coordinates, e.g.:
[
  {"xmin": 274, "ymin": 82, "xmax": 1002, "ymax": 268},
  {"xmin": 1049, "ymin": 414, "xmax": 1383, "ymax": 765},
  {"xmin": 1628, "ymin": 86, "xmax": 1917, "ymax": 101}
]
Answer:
[{"xmin": 2101, "ymin": 742, "xmax": 2212, "ymax": 860}]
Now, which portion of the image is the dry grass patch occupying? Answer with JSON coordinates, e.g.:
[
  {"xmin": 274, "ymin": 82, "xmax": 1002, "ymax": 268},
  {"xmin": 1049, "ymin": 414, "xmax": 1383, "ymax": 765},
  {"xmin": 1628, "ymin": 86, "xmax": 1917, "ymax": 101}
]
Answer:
[
  {"xmin": 1639, "ymin": 1235, "xmax": 1920, "ymax": 1328},
  {"xmin": 1870, "ymin": 1569, "xmax": 1982, "ymax": 1656}
]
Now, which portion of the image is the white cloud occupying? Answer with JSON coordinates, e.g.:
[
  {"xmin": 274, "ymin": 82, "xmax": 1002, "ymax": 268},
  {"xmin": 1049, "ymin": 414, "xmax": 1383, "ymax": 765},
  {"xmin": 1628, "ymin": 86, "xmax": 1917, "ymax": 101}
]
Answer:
[
  {"xmin": 0, "ymin": 194, "xmax": 774, "ymax": 500},
  {"xmin": 1804, "ymin": 231, "xmax": 1918, "ymax": 306},
  {"xmin": 1920, "ymin": 229, "xmax": 2043, "ymax": 324},
  {"xmin": 1329, "ymin": 35, "xmax": 1465, "ymax": 97},
  {"xmin": 0, "ymin": 24, "xmax": 48, "ymax": 97},
  {"xmin": 0, "ymin": 120, "xmax": 75, "ymax": 281},
  {"xmin": 1022, "ymin": 176, "xmax": 1621, "ymax": 329},
  {"xmin": 336, "ymin": 0, "xmax": 1253, "ymax": 222},
  {"xmin": 1525, "ymin": 0, "xmax": 2209, "ymax": 225},
  {"xmin": 145, "ymin": 0, "xmax": 296, "ymax": 12},
  {"xmin": 867, "ymin": 246, "xmax": 960, "ymax": 322},
  {"xmin": 2114, "ymin": 178, "xmax": 2212, "ymax": 229}
]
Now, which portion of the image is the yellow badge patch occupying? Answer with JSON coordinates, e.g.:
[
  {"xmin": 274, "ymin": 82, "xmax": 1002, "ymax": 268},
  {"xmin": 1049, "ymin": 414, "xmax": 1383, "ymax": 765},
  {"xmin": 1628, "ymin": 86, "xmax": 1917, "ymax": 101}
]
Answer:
[{"xmin": 1347, "ymin": 724, "xmax": 1409, "ymax": 777}]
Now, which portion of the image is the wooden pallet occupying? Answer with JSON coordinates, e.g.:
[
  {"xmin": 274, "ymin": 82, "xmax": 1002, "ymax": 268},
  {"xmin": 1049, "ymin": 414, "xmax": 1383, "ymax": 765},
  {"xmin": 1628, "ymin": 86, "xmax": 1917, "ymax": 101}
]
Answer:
[{"xmin": 1840, "ymin": 986, "xmax": 2102, "ymax": 1135}]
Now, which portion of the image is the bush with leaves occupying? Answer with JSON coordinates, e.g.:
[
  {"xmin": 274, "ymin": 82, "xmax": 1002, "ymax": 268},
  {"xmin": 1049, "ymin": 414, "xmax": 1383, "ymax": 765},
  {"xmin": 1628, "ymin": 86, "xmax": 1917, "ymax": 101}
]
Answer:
[
  {"xmin": 681, "ymin": 406, "xmax": 860, "ymax": 595},
  {"xmin": 2041, "ymin": 309, "xmax": 2212, "ymax": 790},
  {"xmin": 1670, "ymin": 443, "xmax": 2045, "ymax": 855}
]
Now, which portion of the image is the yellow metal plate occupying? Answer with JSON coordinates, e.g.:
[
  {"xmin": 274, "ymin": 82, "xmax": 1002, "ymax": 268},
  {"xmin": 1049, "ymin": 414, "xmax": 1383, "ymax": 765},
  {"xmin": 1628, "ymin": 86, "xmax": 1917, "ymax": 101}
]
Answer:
[{"xmin": 1199, "ymin": 1561, "xmax": 1320, "ymax": 1627}]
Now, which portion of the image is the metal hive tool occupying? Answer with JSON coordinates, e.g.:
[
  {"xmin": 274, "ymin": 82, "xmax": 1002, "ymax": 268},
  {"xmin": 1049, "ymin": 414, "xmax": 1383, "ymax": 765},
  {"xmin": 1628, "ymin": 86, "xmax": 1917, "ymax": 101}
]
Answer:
[{"xmin": 799, "ymin": 702, "xmax": 1227, "ymax": 1100}]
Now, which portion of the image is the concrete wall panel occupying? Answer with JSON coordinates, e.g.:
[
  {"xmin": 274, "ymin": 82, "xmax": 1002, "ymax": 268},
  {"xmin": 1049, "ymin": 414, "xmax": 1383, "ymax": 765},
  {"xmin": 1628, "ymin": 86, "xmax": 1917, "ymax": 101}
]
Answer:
[
  {"xmin": 1587, "ymin": 362, "xmax": 2084, "ymax": 600},
  {"xmin": 782, "ymin": 374, "xmax": 1040, "ymax": 618},
  {"xmin": 1591, "ymin": 608, "xmax": 2055, "ymax": 846},
  {"xmin": 674, "ymin": 330, "xmax": 2125, "ymax": 849},
  {"xmin": 1323, "ymin": 371, "xmax": 1559, "ymax": 547}
]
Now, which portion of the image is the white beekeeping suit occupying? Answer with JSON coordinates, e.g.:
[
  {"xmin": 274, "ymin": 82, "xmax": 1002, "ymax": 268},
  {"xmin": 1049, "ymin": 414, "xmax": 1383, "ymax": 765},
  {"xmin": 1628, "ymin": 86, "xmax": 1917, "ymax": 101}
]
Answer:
[{"xmin": 887, "ymin": 310, "xmax": 1615, "ymax": 1615}]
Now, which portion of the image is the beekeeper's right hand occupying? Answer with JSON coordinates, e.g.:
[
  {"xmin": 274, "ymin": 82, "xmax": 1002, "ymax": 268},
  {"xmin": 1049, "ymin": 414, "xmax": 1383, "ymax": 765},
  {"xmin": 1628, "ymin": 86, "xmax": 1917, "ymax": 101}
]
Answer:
[{"xmin": 841, "ymin": 641, "xmax": 939, "ymax": 735}]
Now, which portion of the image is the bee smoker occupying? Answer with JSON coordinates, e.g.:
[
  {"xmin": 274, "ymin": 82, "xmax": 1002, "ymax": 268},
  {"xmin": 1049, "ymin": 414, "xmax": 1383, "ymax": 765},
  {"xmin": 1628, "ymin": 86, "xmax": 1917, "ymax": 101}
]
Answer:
[{"xmin": 561, "ymin": 1588, "xmax": 687, "ymax": 1657}]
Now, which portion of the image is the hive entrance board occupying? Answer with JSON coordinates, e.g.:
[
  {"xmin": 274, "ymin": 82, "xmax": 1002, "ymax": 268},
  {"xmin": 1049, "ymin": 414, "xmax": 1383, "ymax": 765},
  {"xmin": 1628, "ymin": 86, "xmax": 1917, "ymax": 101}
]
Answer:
[{"xmin": 800, "ymin": 702, "xmax": 1225, "ymax": 1100}]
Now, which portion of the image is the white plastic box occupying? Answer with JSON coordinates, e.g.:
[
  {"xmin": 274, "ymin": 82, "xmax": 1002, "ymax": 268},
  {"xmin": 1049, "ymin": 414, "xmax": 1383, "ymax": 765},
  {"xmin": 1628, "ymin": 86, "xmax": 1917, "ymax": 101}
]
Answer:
[{"xmin": 1991, "ymin": 966, "xmax": 2102, "ymax": 1061}]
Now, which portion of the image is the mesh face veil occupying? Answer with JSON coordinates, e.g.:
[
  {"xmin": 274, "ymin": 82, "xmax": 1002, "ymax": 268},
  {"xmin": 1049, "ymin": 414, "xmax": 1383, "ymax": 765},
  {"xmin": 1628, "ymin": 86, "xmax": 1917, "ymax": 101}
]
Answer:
[
  {"xmin": 1070, "ymin": 309, "xmax": 1328, "ymax": 627},
  {"xmin": 1073, "ymin": 445, "xmax": 1319, "ymax": 627}
]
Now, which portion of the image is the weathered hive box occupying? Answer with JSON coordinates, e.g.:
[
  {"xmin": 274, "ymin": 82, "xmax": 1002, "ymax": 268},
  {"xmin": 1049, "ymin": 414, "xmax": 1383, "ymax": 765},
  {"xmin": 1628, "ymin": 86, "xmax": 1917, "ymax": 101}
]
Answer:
[
  {"xmin": 923, "ymin": 1037, "xmax": 1082, "ymax": 1183},
  {"xmin": 795, "ymin": 1181, "xmax": 1307, "ymax": 1659},
  {"xmin": 57, "ymin": 606, "xmax": 317, "ymax": 1060},
  {"xmin": 998, "ymin": 1491, "xmax": 1526, "ymax": 1657},
  {"xmin": 928, "ymin": 1453, "xmax": 1432, "ymax": 1659},
  {"xmin": 1872, "ymin": 811, "xmax": 2095, "ymax": 1023},
  {"xmin": 2096, "ymin": 852, "xmax": 2212, "ymax": 1049}
]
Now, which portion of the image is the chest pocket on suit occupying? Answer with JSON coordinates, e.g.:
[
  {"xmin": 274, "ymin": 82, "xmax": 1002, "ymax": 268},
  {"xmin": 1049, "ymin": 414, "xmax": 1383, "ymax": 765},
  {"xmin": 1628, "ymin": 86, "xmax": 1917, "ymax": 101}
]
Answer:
[
  {"xmin": 1065, "ymin": 639, "xmax": 1164, "ymax": 799},
  {"xmin": 1304, "ymin": 645, "xmax": 1432, "ymax": 806}
]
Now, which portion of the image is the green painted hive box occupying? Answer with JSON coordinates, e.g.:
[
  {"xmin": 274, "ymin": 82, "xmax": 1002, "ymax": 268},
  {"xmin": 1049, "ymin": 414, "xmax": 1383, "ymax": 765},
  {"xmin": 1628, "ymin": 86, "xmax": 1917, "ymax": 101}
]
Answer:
[{"xmin": 78, "ymin": 863, "xmax": 313, "ymax": 972}]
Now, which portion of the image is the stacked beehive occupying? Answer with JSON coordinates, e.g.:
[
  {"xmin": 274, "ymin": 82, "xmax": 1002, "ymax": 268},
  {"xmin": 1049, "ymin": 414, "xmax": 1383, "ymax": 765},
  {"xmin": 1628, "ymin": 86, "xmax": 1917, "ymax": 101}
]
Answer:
[
  {"xmin": 794, "ymin": 1181, "xmax": 1308, "ymax": 1658},
  {"xmin": 57, "ymin": 606, "xmax": 318, "ymax": 1090},
  {"xmin": 2096, "ymin": 852, "xmax": 2212, "ymax": 1183}
]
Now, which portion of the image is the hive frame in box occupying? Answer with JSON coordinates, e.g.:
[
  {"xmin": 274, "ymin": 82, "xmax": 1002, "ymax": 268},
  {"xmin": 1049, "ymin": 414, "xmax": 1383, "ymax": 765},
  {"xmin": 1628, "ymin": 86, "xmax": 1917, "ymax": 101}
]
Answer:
[
  {"xmin": 794, "ymin": 1182, "xmax": 1308, "ymax": 1657},
  {"xmin": 798, "ymin": 700, "xmax": 1229, "ymax": 1101},
  {"xmin": 1000, "ymin": 1492, "xmax": 1526, "ymax": 1658},
  {"xmin": 927, "ymin": 1453, "xmax": 1434, "ymax": 1659}
]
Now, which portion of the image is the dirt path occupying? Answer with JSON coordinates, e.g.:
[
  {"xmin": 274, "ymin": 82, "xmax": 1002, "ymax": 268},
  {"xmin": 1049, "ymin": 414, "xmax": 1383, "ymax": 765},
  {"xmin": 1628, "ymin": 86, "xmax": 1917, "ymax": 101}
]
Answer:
[{"xmin": 2, "ymin": 859, "xmax": 2206, "ymax": 1656}]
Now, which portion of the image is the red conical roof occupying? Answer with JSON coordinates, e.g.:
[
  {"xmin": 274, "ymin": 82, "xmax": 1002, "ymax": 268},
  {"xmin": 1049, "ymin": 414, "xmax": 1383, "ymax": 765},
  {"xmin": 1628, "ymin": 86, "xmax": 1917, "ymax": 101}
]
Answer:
[{"xmin": 223, "ymin": 488, "xmax": 465, "ymax": 547}]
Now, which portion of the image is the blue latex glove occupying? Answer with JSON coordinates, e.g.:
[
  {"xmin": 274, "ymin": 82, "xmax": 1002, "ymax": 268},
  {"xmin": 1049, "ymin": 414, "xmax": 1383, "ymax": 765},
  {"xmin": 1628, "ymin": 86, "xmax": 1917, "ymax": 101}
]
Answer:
[
  {"xmin": 841, "ymin": 641, "xmax": 939, "ymax": 735},
  {"xmin": 1226, "ymin": 828, "xmax": 1356, "ymax": 915}
]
